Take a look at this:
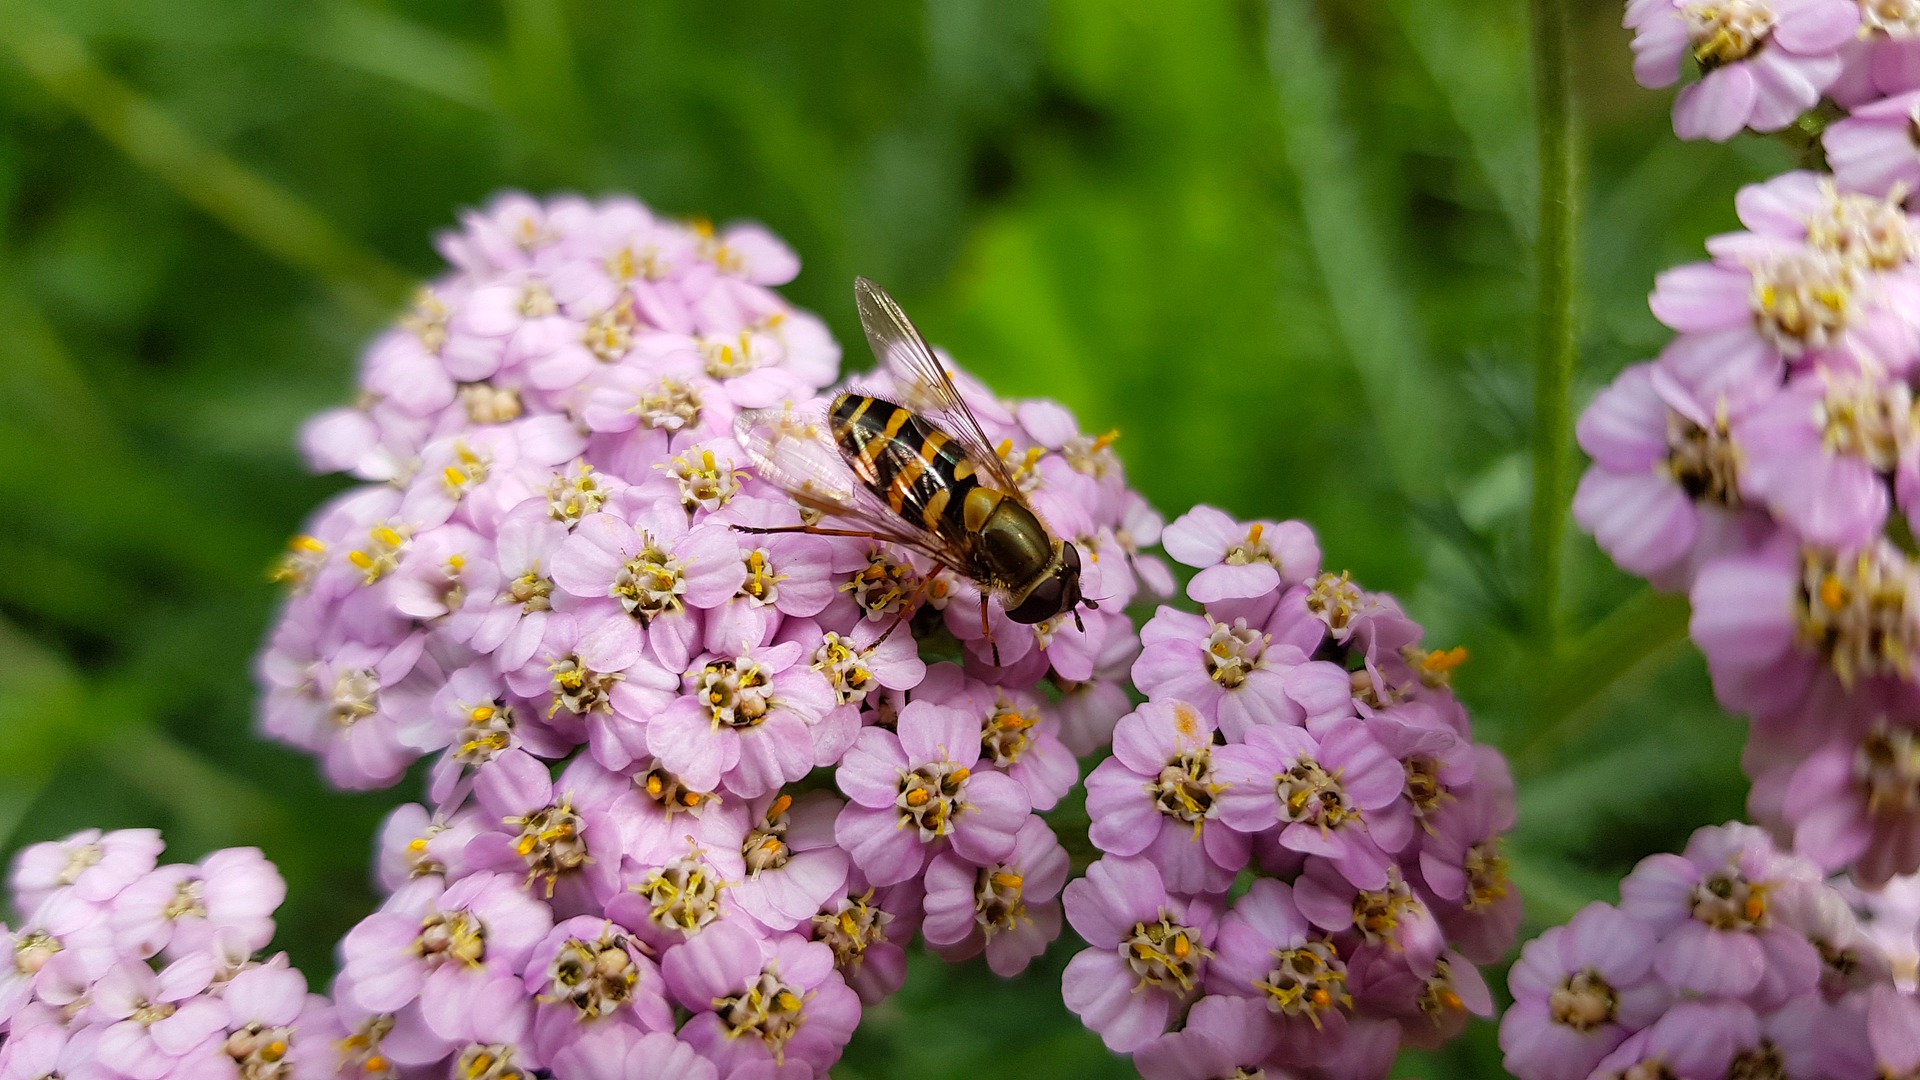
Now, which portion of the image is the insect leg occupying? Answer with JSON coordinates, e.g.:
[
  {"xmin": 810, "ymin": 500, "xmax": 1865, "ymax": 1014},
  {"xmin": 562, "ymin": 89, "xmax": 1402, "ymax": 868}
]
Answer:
[
  {"xmin": 731, "ymin": 524, "xmax": 895, "ymax": 539},
  {"xmin": 874, "ymin": 570, "xmax": 940, "ymax": 648},
  {"xmin": 979, "ymin": 592, "xmax": 1001, "ymax": 668}
]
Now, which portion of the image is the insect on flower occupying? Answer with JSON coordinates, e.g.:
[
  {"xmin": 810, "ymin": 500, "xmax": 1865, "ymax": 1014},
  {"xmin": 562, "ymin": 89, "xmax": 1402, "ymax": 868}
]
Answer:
[{"xmin": 735, "ymin": 277, "xmax": 1096, "ymax": 665}]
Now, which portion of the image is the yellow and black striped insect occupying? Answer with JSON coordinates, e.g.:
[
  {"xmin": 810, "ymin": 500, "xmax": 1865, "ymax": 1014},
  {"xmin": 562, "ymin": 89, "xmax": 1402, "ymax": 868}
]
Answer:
[{"xmin": 735, "ymin": 278, "xmax": 1094, "ymax": 664}]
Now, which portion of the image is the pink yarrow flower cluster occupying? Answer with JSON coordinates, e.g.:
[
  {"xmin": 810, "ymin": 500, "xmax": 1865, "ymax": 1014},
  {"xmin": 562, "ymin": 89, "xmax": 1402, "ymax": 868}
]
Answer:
[
  {"xmin": 1060, "ymin": 506, "xmax": 1519, "ymax": 1079},
  {"xmin": 258, "ymin": 194, "xmax": 1170, "ymax": 1076},
  {"xmin": 0, "ymin": 828, "xmax": 334, "ymax": 1080},
  {"xmin": 1603, "ymin": 0, "xmax": 1920, "ymax": 892},
  {"xmin": 1593, "ymin": 0, "xmax": 1920, "ymax": 884},
  {"xmin": 1499, "ymin": 822, "xmax": 1897, "ymax": 1080}
]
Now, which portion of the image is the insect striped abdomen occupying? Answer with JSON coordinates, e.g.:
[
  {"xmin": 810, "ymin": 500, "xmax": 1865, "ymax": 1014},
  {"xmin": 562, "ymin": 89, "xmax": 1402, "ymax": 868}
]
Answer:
[{"xmin": 829, "ymin": 393, "xmax": 979, "ymax": 537}]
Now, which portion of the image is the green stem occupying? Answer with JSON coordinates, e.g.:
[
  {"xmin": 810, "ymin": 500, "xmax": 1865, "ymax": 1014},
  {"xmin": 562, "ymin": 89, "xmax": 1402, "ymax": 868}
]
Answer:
[{"xmin": 1527, "ymin": 0, "xmax": 1579, "ymax": 648}]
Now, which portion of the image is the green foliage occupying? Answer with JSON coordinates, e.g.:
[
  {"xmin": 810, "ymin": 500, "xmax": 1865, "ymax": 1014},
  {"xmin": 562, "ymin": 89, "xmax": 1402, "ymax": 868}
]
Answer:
[{"xmin": 0, "ymin": 1, "xmax": 1782, "ymax": 1075}]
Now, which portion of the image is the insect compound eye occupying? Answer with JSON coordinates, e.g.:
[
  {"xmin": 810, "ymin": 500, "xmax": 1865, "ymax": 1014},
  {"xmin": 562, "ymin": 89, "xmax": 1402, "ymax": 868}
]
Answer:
[
  {"xmin": 1006, "ymin": 543, "xmax": 1082, "ymax": 625},
  {"xmin": 1006, "ymin": 575, "xmax": 1066, "ymax": 624}
]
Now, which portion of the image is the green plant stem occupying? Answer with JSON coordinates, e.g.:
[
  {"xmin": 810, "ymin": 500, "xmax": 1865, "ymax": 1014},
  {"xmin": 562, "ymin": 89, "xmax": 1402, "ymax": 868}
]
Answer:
[
  {"xmin": 1527, "ymin": 0, "xmax": 1579, "ymax": 648},
  {"xmin": 0, "ymin": 10, "xmax": 413, "ymax": 321}
]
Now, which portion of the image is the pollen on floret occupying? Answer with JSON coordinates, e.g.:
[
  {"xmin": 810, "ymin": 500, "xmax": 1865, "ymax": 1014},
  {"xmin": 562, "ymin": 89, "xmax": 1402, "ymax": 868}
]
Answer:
[
  {"xmin": 1794, "ymin": 544, "xmax": 1920, "ymax": 686},
  {"xmin": 268, "ymin": 534, "xmax": 328, "ymax": 591},
  {"xmin": 546, "ymin": 462, "xmax": 610, "ymax": 526},
  {"xmin": 1748, "ymin": 249, "xmax": 1862, "ymax": 355},
  {"xmin": 1683, "ymin": 0, "xmax": 1778, "ymax": 69},
  {"xmin": 348, "ymin": 524, "xmax": 410, "ymax": 585}
]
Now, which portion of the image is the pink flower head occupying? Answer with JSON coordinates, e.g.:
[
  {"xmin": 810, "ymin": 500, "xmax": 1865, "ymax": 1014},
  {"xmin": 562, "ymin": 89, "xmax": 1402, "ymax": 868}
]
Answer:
[
  {"xmin": 1778, "ymin": 716, "xmax": 1920, "ymax": 885},
  {"xmin": 500, "ymin": 611, "xmax": 677, "ymax": 773},
  {"xmin": 729, "ymin": 790, "xmax": 851, "ymax": 933},
  {"xmin": 442, "ymin": 507, "xmax": 568, "ymax": 675},
  {"xmin": 523, "ymin": 916, "xmax": 673, "ymax": 1065},
  {"xmin": 1651, "ymin": 247, "xmax": 1920, "ymax": 409},
  {"xmin": 10, "ymin": 828, "xmax": 162, "ymax": 912},
  {"xmin": 0, "ymin": 892, "xmax": 115, "ymax": 1024},
  {"xmin": 466, "ymin": 750, "xmax": 640, "ymax": 916},
  {"xmin": 1161, "ymin": 505, "xmax": 1320, "ymax": 604},
  {"xmin": 916, "ymin": 663, "xmax": 1077, "ymax": 812},
  {"xmin": 833, "ymin": 699, "xmax": 1031, "ymax": 886},
  {"xmin": 420, "ymin": 972, "xmax": 541, "ymax": 1078},
  {"xmin": 258, "ymin": 630, "xmax": 440, "ymax": 790},
  {"xmin": 1735, "ymin": 366, "xmax": 1920, "ymax": 550},
  {"xmin": 0, "ymin": 1019, "xmax": 103, "ymax": 1080},
  {"xmin": 1618, "ymin": 822, "xmax": 1824, "ymax": 1004},
  {"xmin": 425, "ymin": 663, "xmax": 577, "ymax": 805},
  {"xmin": 662, "ymin": 922, "xmax": 860, "ymax": 1077},
  {"xmin": 1360, "ymin": 947, "xmax": 1496, "ymax": 1052},
  {"xmin": 1586, "ymin": 999, "xmax": 1759, "ymax": 1080},
  {"xmin": 1573, "ymin": 362, "xmax": 1774, "ymax": 590},
  {"xmin": 647, "ymin": 640, "xmax": 836, "ymax": 798},
  {"xmin": 335, "ymin": 872, "xmax": 552, "ymax": 1017},
  {"xmin": 785, "ymin": 621, "xmax": 926, "ymax": 740},
  {"xmin": 701, "ymin": 495, "xmax": 840, "ymax": 652},
  {"xmin": 922, "ymin": 816, "xmax": 1068, "ymax": 976},
  {"xmin": 550, "ymin": 503, "xmax": 744, "ymax": 675},
  {"xmin": 109, "ymin": 848, "xmax": 285, "ymax": 961},
  {"xmin": 373, "ymin": 802, "xmax": 488, "ymax": 891},
  {"xmin": 400, "ymin": 420, "xmax": 586, "ymax": 532},
  {"xmin": 602, "ymin": 805, "xmax": 749, "ymax": 952},
  {"xmin": 1213, "ymin": 721, "xmax": 1401, "ymax": 890},
  {"xmin": 1628, "ymin": 0, "xmax": 1859, "ymax": 141},
  {"xmin": 1767, "ymin": 880, "xmax": 1894, "ymax": 999},
  {"xmin": 1083, "ymin": 701, "xmax": 1250, "ymax": 894},
  {"xmin": 1718, "ymin": 170, "xmax": 1920, "ymax": 273},
  {"xmin": 1500, "ymin": 902, "xmax": 1665, "ymax": 1080},
  {"xmin": 87, "ymin": 958, "xmax": 229, "ymax": 1079},
  {"xmin": 1416, "ymin": 767, "xmax": 1524, "ymax": 965},
  {"xmin": 1132, "ymin": 606, "xmax": 1351, "ymax": 740},
  {"xmin": 217, "ymin": 959, "xmax": 319, "ymax": 1080},
  {"xmin": 1292, "ymin": 861, "xmax": 1444, "ymax": 976},
  {"xmin": 1062, "ymin": 856, "xmax": 1221, "ymax": 1053},
  {"xmin": 1204, "ymin": 878, "xmax": 1353, "ymax": 1062},
  {"xmin": 1842, "ymin": 873, "xmax": 1920, "ymax": 991},
  {"xmin": 807, "ymin": 871, "xmax": 914, "ymax": 1006},
  {"xmin": 1691, "ymin": 539, "xmax": 1920, "ymax": 729}
]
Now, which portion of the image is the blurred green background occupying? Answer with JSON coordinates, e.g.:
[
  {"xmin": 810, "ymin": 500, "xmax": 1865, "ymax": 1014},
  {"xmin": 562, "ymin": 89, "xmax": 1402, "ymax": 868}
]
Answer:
[{"xmin": 0, "ymin": 0, "xmax": 1807, "ymax": 1076}]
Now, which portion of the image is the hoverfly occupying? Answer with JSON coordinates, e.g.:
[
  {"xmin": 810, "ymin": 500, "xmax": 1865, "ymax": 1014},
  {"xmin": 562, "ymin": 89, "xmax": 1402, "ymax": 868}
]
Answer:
[{"xmin": 733, "ymin": 277, "xmax": 1095, "ymax": 665}]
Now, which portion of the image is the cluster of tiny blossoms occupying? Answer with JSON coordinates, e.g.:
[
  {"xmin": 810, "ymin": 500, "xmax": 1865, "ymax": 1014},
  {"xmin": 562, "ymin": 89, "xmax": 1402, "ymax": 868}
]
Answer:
[
  {"xmin": 1059, "ymin": 506, "xmax": 1519, "ymax": 1079},
  {"xmin": 256, "ymin": 193, "xmax": 1168, "ymax": 1077},
  {"xmin": 1587, "ymin": 1, "xmax": 1920, "ymax": 887},
  {"xmin": 1497, "ymin": 822, "xmax": 1920, "ymax": 1080},
  {"xmin": 0, "ymin": 829, "xmax": 325, "ymax": 1080}
]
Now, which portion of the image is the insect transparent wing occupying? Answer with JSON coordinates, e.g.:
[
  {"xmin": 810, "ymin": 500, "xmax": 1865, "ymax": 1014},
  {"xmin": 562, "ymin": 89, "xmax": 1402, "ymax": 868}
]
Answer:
[
  {"xmin": 733, "ymin": 403, "xmax": 979, "ymax": 570},
  {"xmin": 852, "ymin": 277, "xmax": 1026, "ymax": 497},
  {"xmin": 734, "ymin": 404, "xmax": 860, "ymax": 512}
]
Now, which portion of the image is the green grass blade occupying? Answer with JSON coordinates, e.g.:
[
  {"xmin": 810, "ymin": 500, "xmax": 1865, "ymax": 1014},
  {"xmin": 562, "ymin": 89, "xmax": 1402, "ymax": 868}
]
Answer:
[
  {"xmin": 1265, "ymin": 0, "xmax": 1451, "ymax": 500},
  {"xmin": 0, "ymin": 10, "xmax": 412, "ymax": 319}
]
